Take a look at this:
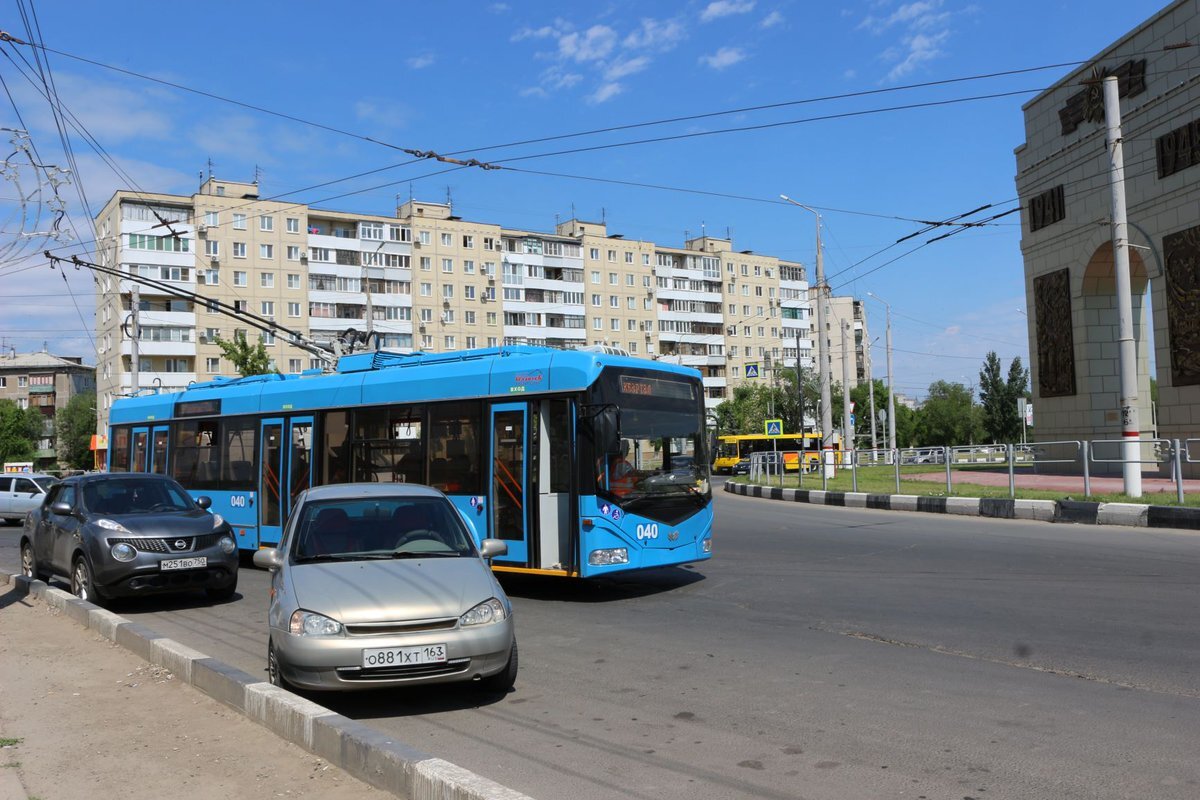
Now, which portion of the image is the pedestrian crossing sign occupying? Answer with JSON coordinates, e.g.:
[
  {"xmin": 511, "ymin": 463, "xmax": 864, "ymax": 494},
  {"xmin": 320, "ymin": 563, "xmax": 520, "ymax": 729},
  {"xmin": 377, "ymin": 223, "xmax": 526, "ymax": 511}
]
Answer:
[
  {"xmin": 745, "ymin": 363, "xmax": 760, "ymax": 378},
  {"xmin": 765, "ymin": 419, "xmax": 783, "ymax": 436}
]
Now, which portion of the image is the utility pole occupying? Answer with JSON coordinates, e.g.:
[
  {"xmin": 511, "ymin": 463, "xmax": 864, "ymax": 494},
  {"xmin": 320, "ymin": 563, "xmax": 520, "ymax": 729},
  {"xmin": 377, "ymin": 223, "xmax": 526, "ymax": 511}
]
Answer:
[
  {"xmin": 780, "ymin": 196, "xmax": 832, "ymax": 471},
  {"xmin": 841, "ymin": 319, "xmax": 853, "ymax": 461},
  {"xmin": 868, "ymin": 349, "xmax": 878, "ymax": 455},
  {"xmin": 1103, "ymin": 74, "xmax": 1142, "ymax": 498},
  {"xmin": 868, "ymin": 292, "xmax": 897, "ymax": 451},
  {"xmin": 795, "ymin": 329, "xmax": 805, "ymax": 432},
  {"xmin": 129, "ymin": 285, "xmax": 140, "ymax": 395}
]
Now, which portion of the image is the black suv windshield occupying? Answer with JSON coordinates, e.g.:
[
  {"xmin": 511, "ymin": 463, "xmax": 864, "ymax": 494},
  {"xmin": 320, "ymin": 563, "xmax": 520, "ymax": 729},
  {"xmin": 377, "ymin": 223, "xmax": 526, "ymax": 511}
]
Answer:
[
  {"xmin": 83, "ymin": 478, "xmax": 195, "ymax": 515},
  {"xmin": 585, "ymin": 368, "xmax": 710, "ymax": 525}
]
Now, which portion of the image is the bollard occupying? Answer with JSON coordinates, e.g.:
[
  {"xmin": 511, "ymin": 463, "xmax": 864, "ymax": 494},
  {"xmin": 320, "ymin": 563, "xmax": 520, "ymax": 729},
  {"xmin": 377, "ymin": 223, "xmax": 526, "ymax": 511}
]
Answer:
[
  {"xmin": 1174, "ymin": 439, "xmax": 1184, "ymax": 505},
  {"xmin": 893, "ymin": 448, "xmax": 900, "ymax": 494},
  {"xmin": 945, "ymin": 447, "xmax": 952, "ymax": 494},
  {"xmin": 1008, "ymin": 443, "xmax": 1015, "ymax": 498},
  {"xmin": 1082, "ymin": 440, "xmax": 1091, "ymax": 498}
]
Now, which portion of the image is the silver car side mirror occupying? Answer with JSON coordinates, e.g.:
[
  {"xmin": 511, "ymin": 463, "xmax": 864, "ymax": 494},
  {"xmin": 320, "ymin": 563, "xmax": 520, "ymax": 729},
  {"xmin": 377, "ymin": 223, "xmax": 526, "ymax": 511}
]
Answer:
[
  {"xmin": 478, "ymin": 539, "xmax": 508, "ymax": 559},
  {"xmin": 253, "ymin": 548, "xmax": 283, "ymax": 571}
]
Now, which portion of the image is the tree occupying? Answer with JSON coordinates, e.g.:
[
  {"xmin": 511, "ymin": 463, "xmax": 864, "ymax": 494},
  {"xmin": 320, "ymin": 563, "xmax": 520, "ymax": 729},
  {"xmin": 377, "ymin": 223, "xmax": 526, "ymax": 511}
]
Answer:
[
  {"xmin": 978, "ymin": 351, "xmax": 1029, "ymax": 443},
  {"xmin": 56, "ymin": 391, "xmax": 96, "ymax": 470},
  {"xmin": 0, "ymin": 399, "xmax": 43, "ymax": 464},
  {"xmin": 915, "ymin": 381, "xmax": 980, "ymax": 446},
  {"xmin": 214, "ymin": 332, "xmax": 277, "ymax": 377}
]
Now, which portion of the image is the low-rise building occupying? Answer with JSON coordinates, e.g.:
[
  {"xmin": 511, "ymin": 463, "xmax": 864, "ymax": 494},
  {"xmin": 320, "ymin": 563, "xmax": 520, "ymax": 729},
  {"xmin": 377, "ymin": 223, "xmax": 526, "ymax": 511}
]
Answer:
[{"xmin": 0, "ymin": 349, "xmax": 96, "ymax": 467}]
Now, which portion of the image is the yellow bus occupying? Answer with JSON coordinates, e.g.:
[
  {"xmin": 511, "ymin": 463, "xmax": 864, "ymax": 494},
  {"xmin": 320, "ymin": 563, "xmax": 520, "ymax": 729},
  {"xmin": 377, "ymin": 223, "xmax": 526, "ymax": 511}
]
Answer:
[{"xmin": 712, "ymin": 433, "xmax": 828, "ymax": 473}]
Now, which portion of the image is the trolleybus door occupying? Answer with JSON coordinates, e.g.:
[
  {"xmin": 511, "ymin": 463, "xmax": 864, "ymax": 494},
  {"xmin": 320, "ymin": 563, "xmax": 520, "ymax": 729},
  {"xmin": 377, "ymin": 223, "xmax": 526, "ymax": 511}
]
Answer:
[
  {"xmin": 259, "ymin": 419, "xmax": 285, "ymax": 546},
  {"xmin": 258, "ymin": 416, "xmax": 313, "ymax": 547},
  {"xmin": 149, "ymin": 425, "xmax": 170, "ymax": 474},
  {"xmin": 130, "ymin": 426, "xmax": 150, "ymax": 473},
  {"xmin": 536, "ymin": 399, "xmax": 573, "ymax": 571},
  {"xmin": 489, "ymin": 403, "xmax": 529, "ymax": 564}
]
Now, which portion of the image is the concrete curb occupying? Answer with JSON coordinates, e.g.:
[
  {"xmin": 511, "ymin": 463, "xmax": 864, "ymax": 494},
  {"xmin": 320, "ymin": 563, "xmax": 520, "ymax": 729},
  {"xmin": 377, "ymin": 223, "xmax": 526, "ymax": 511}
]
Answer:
[
  {"xmin": 724, "ymin": 481, "xmax": 1200, "ymax": 530},
  {"xmin": 3, "ymin": 573, "xmax": 535, "ymax": 800}
]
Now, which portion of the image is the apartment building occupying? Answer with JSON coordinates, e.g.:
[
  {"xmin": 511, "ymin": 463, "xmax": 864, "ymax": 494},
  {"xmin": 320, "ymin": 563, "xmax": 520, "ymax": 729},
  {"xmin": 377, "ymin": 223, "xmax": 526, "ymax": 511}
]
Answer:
[
  {"xmin": 825, "ymin": 296, "xmax": 872, "ymax": 388},
  {"xmin": 0, "ymin": 349, "xmax": 95, "ymax": 466},
  {"xmin": 93, "ymin": 177, "xmax": 830, "ymax": 431}
]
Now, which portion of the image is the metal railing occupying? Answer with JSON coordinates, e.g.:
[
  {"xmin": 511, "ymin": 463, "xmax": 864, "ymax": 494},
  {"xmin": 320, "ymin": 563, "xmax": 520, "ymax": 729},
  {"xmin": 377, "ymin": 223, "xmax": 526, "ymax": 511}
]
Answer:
[{"xmin": 736, "ymin": 437, "xmax": 1198, "ymax": 501}]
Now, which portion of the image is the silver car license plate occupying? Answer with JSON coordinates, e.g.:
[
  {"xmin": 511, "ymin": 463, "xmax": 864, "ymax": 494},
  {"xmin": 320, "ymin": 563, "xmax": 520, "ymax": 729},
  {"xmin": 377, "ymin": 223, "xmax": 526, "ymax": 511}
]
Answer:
[
  {"xmin": 362, "ymin": 644, "xmax": 447, "ymax": 668},
  {"xmin": 161, "ymin": 556, "xmax": 207, "ymax": 571}
]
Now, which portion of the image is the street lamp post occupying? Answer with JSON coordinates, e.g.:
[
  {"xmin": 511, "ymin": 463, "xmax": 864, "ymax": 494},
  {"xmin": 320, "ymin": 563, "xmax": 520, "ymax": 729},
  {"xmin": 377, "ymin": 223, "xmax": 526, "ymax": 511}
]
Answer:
[
  {"xmin": 780, "ymin": 195, "xmax": 832, "ymax": 470},
  {"xmin": 867, "ymin": 292, "xmax": 896, "ymax": 451}
]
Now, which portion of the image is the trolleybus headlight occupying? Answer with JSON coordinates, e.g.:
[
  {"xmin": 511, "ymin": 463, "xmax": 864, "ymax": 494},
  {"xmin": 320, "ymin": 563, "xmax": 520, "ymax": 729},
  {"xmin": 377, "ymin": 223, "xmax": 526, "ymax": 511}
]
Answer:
[
  {"xmin": 289, "ymin": 609, "xmax": 342, "ymax": 636},
  {"xmin": 588, "ymin": 547, "xmax": 629, "ymax": 566},
  {"xmin": 95, "ymin": 518, "xmax": 130, "ymax": 534},
  {"xmin": 217, "ymin": 535, "xmax": 236, "ymax": 554},
  {"xmin": 110, "ymin": 542, "xmax": 137, "ymax": 562},
  {"xmin": 460, "ymin": 597, "xmax": 507, "ymax": 627}
]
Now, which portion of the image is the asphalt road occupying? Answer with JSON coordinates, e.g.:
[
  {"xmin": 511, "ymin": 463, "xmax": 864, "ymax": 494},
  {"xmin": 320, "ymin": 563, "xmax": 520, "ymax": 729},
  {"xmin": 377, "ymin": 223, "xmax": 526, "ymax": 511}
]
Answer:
[{"xmin": 2, "ymin": 484, "xmax": 1199, "ymax": 800}]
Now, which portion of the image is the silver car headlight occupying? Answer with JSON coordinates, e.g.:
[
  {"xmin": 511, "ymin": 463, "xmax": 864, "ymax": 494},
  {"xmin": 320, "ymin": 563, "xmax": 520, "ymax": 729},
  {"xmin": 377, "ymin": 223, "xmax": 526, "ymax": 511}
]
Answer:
[
  {"xmin": 218, "ymin": 535, "xmax": 236, "ymax": 555},
  {"xmin": 289, "ymin": 609, "xmax": 342, "ymax": 636},
  {"xmin": 460, "ymin": 597, "xmax": 507, "ymax": 627},
  {"xmin": 110, "ymin": 542, "xmax": 137, "ymax": 562},
  {"xmin": 211, "ymin": 513, "xmax": 226, "ymax": 529},
  {"xmin": 95, "ymin": 518, "xmax": 131, "ymax": 534}
]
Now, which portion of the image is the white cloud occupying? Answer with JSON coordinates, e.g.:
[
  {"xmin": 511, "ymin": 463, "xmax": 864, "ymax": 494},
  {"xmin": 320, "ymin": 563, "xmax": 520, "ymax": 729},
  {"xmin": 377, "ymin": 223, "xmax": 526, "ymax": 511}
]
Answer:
[
  {"xmin": 700, "ymin": 47, "xmax": 747, "ymax": 70},
  {"xmin": 700, "ymin": 1, "xmax": 756, "ymax": 22},
  {"xmin": 353, "ymin": 99, "xmax": 410, "ymax": 131},
  {"xmin": 858, "ymin": 1, "xmax": 960, "ymax": 82},
  {"xmin": 760, "ymin": 10, "xmax": 784, "ymax": 28},
  {"xmin": 489, "ymin": 2, "xmax": 510, "ymax": 12},
  {"xmin": 541, "ymin": 66, "xmax": 584, "ymax": 90},
  {"xmin": 588, "ymin": 82, "xmax": 624, "ymax": 104},
  {"xmin": 623, "ymin": 17, "xmax": 687, "ymax": 50},
  {"xmin": 605, "ymin": 56, "xmax": 650, "ymax": 81},
  {"xmin": 558, "ymin": 25, "xmax": 618, "ymax": 62},
  {"xmin": 406, "ymin": 53, "xmax": 435, "ymax": 69},
  {"xmin": 885, "ymin": 29, "xmax": 950, "ymax": 80},
  {"xmin": 511, "ymin": 21, "xmax": 569, "ymax": 42}
]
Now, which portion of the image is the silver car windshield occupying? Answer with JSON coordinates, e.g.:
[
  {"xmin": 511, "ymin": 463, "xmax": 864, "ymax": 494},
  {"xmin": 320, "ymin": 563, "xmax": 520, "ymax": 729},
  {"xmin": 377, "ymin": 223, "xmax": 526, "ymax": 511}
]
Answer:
[{"xmin": 291, "ymin": 496, "xmax": 476, "ymax": 562}]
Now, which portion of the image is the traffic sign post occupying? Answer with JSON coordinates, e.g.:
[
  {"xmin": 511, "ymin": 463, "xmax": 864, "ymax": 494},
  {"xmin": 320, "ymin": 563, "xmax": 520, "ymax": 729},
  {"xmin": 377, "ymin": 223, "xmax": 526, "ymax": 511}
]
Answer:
[
  {"xmin": 764, "ymin": 419, "xmax": 783, "ymax": 437},
  {"xmin": 745, "ymin": 363, "xmax": 760, "ymax": 379}
]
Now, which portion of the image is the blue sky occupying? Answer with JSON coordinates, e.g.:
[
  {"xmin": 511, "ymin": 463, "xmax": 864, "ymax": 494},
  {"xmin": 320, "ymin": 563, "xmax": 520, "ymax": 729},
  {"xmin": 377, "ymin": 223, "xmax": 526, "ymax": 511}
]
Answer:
[{"xmin": 0, "ymin": 0, "xmax": 1164, "ymax": 398}]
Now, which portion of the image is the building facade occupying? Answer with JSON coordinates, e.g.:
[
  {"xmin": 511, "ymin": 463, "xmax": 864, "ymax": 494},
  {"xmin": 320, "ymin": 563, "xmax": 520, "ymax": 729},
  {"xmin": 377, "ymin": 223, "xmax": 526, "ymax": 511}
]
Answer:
[
  {"xmin": 93, "ymin": 178, "xmax": 869, "ymax": 433},
  {"xmin": 1016, "ymin": 0, "xmax": 1199, "ymax": 472},
  {"xmin": 0, "ymin": 349, "xmax": 96, "ymax": 466}
]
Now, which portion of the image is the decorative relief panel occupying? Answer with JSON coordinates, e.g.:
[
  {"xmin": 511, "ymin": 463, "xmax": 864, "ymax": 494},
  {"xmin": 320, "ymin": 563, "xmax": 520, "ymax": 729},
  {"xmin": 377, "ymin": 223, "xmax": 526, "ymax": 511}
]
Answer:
[
  {"xmin": 1164, "ymin": 225, "xmax": 1200, "ymax": 387},
  {"xmin": 1058, "ymin": 59, "xmax": 1146, "ymax": 135},
  {"xmin": 1028, "ymin": 185, "xmax": 1065, "ymax": 232},
  {"xmin": 1034, "ymin": 268, "xmax": 1076, "ymax": 397},
  {"xmin": 1156, "ymin": 118, "xmax": 1200, "ymax": 179}
]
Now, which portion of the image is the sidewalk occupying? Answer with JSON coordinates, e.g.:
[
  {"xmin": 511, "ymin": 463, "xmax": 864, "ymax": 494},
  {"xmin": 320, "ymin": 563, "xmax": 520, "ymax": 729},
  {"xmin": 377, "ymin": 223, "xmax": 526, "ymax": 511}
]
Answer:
[{"xmin": 0, "ymin": 583, "xmax": 389, "ymax": 800}]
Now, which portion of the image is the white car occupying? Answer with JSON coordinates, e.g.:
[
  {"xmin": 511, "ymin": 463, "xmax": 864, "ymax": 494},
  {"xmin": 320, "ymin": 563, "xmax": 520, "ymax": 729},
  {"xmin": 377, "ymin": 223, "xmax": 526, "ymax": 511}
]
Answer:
[{"xmin": 0, "ymin": 473, "xmax": 57, "ymax": 525}]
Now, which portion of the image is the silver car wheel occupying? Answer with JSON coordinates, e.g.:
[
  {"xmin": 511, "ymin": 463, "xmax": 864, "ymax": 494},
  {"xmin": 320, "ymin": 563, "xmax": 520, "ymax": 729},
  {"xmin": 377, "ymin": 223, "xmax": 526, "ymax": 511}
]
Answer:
[
  {"xmin": 71, "ymin": 558, "xmax": 91, "ymax": 602},
  {"xmin": 20, "ymin": 542, "xmax": 34, "ymax": 578},
  {"xmin": 267, "ymin": 640, "xmax": 283, "ymax": 687}
]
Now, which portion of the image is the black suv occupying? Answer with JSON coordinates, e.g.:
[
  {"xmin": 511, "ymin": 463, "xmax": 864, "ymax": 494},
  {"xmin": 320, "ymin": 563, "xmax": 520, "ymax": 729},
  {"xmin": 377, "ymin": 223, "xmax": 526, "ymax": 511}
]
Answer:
[{"xmin": 19, "ymin": 473, "xmax": 239, "ymax": 604}]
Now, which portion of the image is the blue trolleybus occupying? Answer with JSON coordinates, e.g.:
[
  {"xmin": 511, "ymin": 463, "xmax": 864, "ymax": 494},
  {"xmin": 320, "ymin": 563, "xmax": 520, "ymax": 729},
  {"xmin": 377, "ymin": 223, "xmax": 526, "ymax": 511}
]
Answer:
[{"xmin": 107, "ymin": 346, "xmax": 713, "ymax": 577}]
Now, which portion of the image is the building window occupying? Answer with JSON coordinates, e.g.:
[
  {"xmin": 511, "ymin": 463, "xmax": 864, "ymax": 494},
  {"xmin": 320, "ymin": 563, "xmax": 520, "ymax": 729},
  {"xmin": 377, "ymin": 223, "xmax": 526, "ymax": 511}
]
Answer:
[
  {"xmin": 420, "ymin": 257, "xmax": 431, "ymax": 271},
  {"xmin": 589, "ymin": 248, "xmax": 599, "ymax": 260},
  {"xmin": 260, "ymin": 244, "xmax": 274, "ymax": 259},
  {"xmin": 205, "ymin": 357, "xmax": 220, "ymax": 373},
  {"xmin": 465, "ymin": 311, "xmax": 476, "ymax": 324},
  {"xmin": 420, "ymin": 282, "xmax": 431, "ymax": 297},
  {"xmin": 486, "ymin": 312, "xmax": 497, "ymax": 325},
  {"xmin": 260, "ymin": 216, "xmax": 274, "ymax": 232},
  {"xmin": 286, "ymin": 217, "xmax": 300, "ymax": 233},
  {"xmin": 462, "ymin": 235, "xmax": 474, "ymax": 248},
  {"xmin": 204, "ymin": 211, "xmax": 219, "ymax": 226},
  {"xmin": 288, "ymin": 302, "xmax": 301, "ymax": 317},
  {"xmin": 419, "ymin": 230, "xmax": 431, "ymax": 245},
  {"xmin": 442, "ymin": 258, "xmax": 453, "ymax": 273},
  {"xmin": 360, "ymin": 221, "xmax": 383, "ymax": 240},
  {"xmin": 286, "ymin": 245, "xmax": 301, "ymax": 260},
  {"xmin": 442, "ymin": 284, "xmax": 454, "ymax": 299},
  {"xmin": 260, "ymin": 272, "xmax": 274, "ymax": 288},
  {"xmin": 233, "ymin": 242, "xmax": 246, "ymax": 258},
  {"xmin": 441, "ymin": 233, "xmax": 452, "ymax": 246},
  {"xmin": 17, "ymin": 376, "xmax": 28, "ymax": 388},
  {"xmin": 204, "ymin": 240, "xmax": 219, "ymax": 257},
  {"xmin": 287, "ymin": 273, "xmax": 301, "ymax": 289},
  {"xmin": 233, "ymin": 271, "xmax": 247, "ymax": 287},
  {"xmin": 233, "ymin": 213, "xmax": 246, "ymax": 230},
  {"xmin": 609, "ymin": 273, "xmax": 617, "ymax": 285},
  {"xmin": 261, "ymin": 301, "xmax": 275, "ymax": 317},
  {"xmin": 608, "ymin": 250, "xmax": 616, "ymax": 262},
  {"xmin": 463, "ymin": 260, "xmax": 475, "ymax": 274},
  {"xmin": 260, "ymin": 331, "xmax": 275, "ymax": 345},
  {"xmin": 465, "ymin": 285, "xmax": 476, "ymax": 300}
]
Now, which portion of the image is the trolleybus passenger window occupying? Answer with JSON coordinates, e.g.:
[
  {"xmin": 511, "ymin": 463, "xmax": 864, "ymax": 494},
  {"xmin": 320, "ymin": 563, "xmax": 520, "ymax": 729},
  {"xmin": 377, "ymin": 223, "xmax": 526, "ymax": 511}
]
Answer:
[
  {"xmin": 221, "ymin": 419, "xmax": 257, "ymax": 488},
  {"xmin": 173, "ymin": 419, "xmax": 220, "ymax": 489},
  {"xmin": 110, "ymin": 426, "xmax": 131, "ymax": 472},
  {"xmin": 429, "ymin": 401, "xmax": 482, "ymax": 494},
  {"xmin": 321, "ymin": 411, "xmax": 350, "ymax": 484}
]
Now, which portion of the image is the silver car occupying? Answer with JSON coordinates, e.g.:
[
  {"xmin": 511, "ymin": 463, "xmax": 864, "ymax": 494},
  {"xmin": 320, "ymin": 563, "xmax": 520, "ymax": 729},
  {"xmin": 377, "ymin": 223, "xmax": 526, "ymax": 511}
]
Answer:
[
  {"xmin": 0, "ymin": 473, "xmax": 57, "ymax": 524},
  {"xmin": 254, "ymin": 483, "xmax": 517, "ymax": 693}
]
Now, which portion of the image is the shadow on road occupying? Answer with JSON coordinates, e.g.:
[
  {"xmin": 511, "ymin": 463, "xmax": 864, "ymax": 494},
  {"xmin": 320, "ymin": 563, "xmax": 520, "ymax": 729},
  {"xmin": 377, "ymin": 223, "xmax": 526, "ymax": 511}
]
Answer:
[
  {"xmin": 317, "ymin": 682, "xmax": 515, "ymax": 720},
  {"xmin": 497, "ymin": 564, "xmax": 706, "ymax": 602}
]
